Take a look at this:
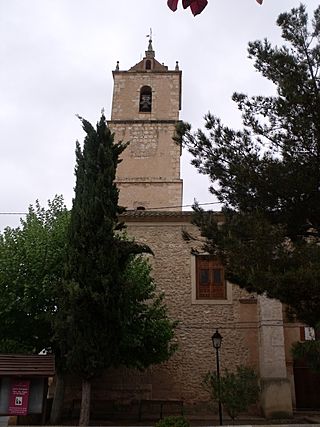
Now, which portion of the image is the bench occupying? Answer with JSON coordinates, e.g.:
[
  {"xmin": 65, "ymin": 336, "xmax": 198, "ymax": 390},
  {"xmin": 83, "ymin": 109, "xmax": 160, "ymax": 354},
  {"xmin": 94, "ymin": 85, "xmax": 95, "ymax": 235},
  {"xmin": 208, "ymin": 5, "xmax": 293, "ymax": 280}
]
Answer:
[
  {"xmin": 68, "ymin": 398, "xmax": 184, "ymax": 421},
  {"xmin": 138, "ymin": 399, "xmax": 184, "ymax": 420},
  {"xmin": 68, "ymin": 398, "xmax": 116, "ymax": 419}
]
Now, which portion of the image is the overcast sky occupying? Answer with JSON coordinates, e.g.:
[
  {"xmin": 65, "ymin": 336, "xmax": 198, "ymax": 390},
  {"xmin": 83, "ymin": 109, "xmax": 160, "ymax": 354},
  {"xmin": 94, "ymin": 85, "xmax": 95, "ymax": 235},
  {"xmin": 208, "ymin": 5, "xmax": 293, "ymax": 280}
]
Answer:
[{"xmin": 0, "ymin": 0, "xmax": 318, "ymax": 231}]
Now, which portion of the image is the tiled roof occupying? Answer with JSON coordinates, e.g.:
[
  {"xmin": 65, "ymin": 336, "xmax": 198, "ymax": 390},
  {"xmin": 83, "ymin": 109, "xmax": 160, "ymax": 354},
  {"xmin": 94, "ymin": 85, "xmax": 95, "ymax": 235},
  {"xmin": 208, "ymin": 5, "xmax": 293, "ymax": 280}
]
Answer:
[
  {"xmin": 120, "ymin": 210, "xmax": 223, "ymax": 222},
  {"xmin": 121, "ymin": 210, "xmax": 192, "ymax": 217},
  {"xmin": 129, "ymin": 58, "xmax": 169, "ymax": 72},
  {"xmin": 0, "ymin": 354, "xmax": 55, "ymax": 377}
]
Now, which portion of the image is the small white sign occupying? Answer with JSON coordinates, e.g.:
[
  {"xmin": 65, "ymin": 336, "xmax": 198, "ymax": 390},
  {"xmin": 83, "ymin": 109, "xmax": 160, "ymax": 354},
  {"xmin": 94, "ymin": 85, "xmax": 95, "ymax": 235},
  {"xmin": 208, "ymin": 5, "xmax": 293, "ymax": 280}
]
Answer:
[{"xmin": 305, "ymin": 327, "xmax": 315, "ymax": 341}]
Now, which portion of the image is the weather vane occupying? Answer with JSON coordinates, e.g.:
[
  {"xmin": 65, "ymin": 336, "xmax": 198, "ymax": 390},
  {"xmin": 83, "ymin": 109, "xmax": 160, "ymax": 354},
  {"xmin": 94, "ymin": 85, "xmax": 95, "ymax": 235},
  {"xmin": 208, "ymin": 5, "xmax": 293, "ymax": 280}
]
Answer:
[{"xmin": 146, "ymin": 28, "xmax": 152, "ymax": 41}]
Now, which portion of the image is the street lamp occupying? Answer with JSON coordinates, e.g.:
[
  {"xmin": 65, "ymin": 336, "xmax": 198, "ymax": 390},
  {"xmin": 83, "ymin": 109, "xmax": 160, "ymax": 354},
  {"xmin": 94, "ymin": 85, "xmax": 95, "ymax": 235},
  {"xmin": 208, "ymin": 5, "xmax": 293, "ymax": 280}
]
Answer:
[{"xmin": 212, "ymin": 329, "xmax": 223, "ymax": 426}]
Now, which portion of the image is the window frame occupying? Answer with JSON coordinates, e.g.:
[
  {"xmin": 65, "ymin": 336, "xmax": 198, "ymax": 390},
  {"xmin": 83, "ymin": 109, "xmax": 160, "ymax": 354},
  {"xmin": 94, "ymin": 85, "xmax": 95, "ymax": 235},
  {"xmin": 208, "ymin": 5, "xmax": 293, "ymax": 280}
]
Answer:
[
  {"xmin": 191, "ymin": 254, "xmax": 232, "ymax": 305},
  {"xmin": 139, "ymin": 85, "xmax": 152, "ymax": 113}
]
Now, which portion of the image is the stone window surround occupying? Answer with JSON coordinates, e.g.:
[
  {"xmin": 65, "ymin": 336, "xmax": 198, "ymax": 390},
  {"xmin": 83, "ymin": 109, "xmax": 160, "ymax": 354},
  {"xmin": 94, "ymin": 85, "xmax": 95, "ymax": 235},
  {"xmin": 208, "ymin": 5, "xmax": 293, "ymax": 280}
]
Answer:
[
  {"xmin": 139, "ymin": 85, "xmax": 153, "ymax": 113},
  {"xmin": 191, "ymin": 254, "xmax": 233, "ymax": 305}
]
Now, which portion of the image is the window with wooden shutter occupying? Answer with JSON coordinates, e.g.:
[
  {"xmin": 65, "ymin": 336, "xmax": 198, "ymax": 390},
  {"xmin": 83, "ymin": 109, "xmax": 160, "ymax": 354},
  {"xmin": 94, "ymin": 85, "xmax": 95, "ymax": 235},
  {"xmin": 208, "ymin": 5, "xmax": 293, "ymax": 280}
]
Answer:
[{"xmin": 196, "ymin": 255, "xmax": 226, "ymax": 300}]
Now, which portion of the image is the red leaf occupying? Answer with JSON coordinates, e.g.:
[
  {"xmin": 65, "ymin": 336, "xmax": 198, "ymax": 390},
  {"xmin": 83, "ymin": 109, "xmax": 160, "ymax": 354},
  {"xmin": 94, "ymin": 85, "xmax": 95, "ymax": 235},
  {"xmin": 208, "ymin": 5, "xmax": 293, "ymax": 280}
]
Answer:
[
  {"xmin": 167, "ymin": 0, "xmax": 179, "ymax": 12},
  {"xmin": 190, "ymin": 0, "xmax": 208, "ymax": 16},
  {"xmin": 256, "ymin": 0, "xmax": 263, "ymax": 4},
  {"xmin": 182, "ymin": 0, "xmax": 192, "ymax": 8}
]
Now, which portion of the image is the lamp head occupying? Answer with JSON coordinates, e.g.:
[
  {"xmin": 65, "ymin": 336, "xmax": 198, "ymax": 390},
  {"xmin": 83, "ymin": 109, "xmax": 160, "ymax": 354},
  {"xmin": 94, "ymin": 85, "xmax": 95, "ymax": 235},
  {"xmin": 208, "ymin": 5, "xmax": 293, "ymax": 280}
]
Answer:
[{"xmin": 212, "ymin": 329, "xmax": 222, "ymax": 349}]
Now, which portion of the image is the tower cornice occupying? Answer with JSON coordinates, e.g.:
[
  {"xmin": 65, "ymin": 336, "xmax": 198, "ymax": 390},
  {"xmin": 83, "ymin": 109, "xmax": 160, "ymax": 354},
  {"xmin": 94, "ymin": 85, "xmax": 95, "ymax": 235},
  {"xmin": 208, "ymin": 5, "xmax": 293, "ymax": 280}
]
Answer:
[
  {"xmin": 108, "ymin": 119, "xmax": 181, "ymax": 125},
  {"xmin": 112, "ymin": 70, "xmax": 181, "ymax": 76}
]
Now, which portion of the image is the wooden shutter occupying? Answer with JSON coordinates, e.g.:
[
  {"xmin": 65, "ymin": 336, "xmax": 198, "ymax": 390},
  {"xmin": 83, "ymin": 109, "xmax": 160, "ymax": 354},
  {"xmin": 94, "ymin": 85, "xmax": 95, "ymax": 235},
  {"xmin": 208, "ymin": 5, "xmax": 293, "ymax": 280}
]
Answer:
[{"xmin": 196, "ymin": 256, "xmax": 226, "ymax": 300}]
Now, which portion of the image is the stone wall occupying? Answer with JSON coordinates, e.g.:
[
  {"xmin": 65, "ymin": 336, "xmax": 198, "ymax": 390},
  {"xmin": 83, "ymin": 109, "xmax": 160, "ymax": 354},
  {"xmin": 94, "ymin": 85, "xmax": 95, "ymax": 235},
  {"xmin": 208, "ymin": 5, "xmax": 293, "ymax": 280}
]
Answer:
[
  {"xmin": 63, "ymin": 213, "xmax": 301, "ymax": 417},
  {"xmin": 109, "ymin": 68, "xmax": 182, "ymax": 210},
  {"xmin": 110, "ymin": 121, "xmax": 182, "ymax": 210},
  {"xmin": 111, "ymin": 72, "xmax": 181, "ymax": 121},
  {"xmin": 64, "ymin": 214, "xmax": 261, "ymax": 412},
  {"xmin": 88, "ymin": 215, "xmax": 260, "ymax": 409}
]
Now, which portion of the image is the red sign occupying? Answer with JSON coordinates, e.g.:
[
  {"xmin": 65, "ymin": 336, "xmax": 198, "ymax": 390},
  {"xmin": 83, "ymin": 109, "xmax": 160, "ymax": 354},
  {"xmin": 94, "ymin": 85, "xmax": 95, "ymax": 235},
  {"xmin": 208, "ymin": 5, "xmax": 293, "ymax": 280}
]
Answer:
[{"xmin": 8, "ymin": 380, "xmax": 30, "ymax": 416}]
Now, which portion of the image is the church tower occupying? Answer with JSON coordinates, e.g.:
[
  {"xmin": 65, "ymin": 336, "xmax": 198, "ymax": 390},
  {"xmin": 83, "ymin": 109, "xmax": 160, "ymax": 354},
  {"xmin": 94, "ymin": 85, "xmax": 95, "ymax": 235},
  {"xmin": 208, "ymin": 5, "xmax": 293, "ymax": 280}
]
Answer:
[{"xmin": 109, "ymin": 39, "xmax": 183, "ymax": 211}]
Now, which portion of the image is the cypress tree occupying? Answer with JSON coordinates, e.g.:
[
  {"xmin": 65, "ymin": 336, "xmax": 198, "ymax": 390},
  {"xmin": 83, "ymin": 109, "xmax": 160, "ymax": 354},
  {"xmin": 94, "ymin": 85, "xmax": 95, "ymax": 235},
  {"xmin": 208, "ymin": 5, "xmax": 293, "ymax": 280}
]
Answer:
[{"xmin": 57, "ymin": 115, "xmax": 176, "ymax": 425}]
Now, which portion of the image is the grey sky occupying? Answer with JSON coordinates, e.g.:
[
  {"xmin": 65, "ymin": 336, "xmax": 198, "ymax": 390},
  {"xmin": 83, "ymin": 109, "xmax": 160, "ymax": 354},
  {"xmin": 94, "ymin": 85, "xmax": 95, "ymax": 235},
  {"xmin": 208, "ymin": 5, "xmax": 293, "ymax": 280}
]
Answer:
[{"xmin": 0, "ymin": 0, "xmax": 318, "ymax": 231}]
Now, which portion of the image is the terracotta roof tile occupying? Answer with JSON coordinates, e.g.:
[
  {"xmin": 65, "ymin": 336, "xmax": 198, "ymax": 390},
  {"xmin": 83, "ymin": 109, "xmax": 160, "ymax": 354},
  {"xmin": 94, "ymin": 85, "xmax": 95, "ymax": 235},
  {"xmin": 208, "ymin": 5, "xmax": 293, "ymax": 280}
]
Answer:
[{"xmin": 0, "ymin": 354, "xmax": 55, "ymax": 377}]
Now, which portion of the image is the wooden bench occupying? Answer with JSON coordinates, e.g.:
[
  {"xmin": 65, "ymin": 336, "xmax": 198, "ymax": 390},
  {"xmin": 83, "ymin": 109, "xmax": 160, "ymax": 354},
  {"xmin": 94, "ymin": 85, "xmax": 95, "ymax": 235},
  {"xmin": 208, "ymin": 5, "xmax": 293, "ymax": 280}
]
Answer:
[
  {"xmin": 138, "ymin": 399, "xmax": 184, "ymax": 420},
  {"xmin": 68, "ymin": 398, "xmax": 183, "ymax": 421},
  {"xmin": 68, "ymin": 398, "xmax": 116, "ymax": 419}
]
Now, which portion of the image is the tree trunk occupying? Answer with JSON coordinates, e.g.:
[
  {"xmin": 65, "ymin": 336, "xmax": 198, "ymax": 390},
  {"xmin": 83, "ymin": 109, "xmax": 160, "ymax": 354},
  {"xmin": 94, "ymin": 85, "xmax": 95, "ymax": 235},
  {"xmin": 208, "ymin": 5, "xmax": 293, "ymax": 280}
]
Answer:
[
  {"xmin": 79, "ymin": 379, "xmax": 91, "ymax": 426},
  {"xmin": 50, "ymin": 373, "xmax": 65, "ymax": 424}
]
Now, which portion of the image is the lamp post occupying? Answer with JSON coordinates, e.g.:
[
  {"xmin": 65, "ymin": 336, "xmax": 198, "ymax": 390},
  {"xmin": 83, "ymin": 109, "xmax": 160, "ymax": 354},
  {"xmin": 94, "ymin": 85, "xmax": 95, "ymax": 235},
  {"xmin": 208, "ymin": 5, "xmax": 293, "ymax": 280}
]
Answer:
[{"xmin": 212, "ymin": 329, "xmax": 223, "ymax": 426}]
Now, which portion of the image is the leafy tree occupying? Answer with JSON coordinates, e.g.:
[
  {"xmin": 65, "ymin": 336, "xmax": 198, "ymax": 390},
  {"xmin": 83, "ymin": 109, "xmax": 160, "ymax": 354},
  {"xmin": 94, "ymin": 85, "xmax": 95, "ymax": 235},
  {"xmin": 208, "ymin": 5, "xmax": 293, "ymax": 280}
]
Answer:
[
  {"xmin": 0, "ymin": 196, "xmax": 70, "ymax": 423},
  {"xmin": 177, "ymin": 4, "xmax": 320, "ymax": 329},
  {"xmin": 118, "ymin": 254, "xmax": 178, "ymax": 369},
  {"xmin": 56, "ymin": 114, "xmax": 177, "ymax": 426},
  {"xmin": 0, "ymin": 196, "xmax": 69, "ymax": 354},
  {"xmin": 0, "ymin": 192, "xmax": 175, "ymax": 424},
  {"xmin": 203, "ymin": 366, "xmax": 260, "ymax": 421}
]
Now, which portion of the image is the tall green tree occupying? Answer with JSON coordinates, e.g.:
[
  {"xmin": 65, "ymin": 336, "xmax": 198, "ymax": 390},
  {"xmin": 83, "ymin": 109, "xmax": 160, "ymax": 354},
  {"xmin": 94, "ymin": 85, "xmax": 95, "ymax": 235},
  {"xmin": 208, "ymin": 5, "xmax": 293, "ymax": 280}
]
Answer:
[
  {"xmin": 178, "ymin": 4, "xmax": 320, "ymax": 329},
  {"xmin": 0, "ymin": 197, "xmax": 70, "ymax": 423},
  {"xmin": 0, "ymin": 196, "xmax": 69, "ymax": 353},
  {"xmin": 56, "ymin": 114, "xmax": 176, "ymax": 426},
  {"xmin": 0, "ymin": 191, "xmax": 176, "ymax": 424}
]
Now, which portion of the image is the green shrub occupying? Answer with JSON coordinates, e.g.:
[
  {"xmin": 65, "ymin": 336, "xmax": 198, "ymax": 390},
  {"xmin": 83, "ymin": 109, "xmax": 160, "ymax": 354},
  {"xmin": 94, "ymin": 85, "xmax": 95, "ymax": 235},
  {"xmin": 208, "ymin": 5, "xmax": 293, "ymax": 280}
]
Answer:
[
  {"xmin": 292, "ymin": 339, "xmax": 320, "ymax": 373},
  {"xmin": 203, "ymin": 365, "xmax": 260, "ymax": 421},
  {"xmin": 155, "ymin": 416, "xmax": 190, "ymax": 427}
]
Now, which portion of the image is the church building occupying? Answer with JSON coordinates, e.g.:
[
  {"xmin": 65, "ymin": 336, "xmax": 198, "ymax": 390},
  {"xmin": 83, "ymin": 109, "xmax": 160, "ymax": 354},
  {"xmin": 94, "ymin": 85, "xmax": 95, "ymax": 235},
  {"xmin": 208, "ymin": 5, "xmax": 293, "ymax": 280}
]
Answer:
[
  {"xmin": 65, "ymin": 39, "xmax": 319, "ymax": 419},
  {"xmin": 106, "ymin": 39, "xmax": 301, "ymax": 418}
]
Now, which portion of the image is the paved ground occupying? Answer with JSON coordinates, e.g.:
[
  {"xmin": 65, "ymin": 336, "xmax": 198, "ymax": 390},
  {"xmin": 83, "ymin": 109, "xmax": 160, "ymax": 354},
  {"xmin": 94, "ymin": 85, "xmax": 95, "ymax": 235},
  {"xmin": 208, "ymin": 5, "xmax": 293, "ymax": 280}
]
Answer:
[
  {"xmin": 54, "ymin": 415, "xmax": 320, "ymax": 426},
  {"xmin": 0, "ymin": 417, "xmax": 8, "ymax": 427},
  {"xmin": 4, "ymin": 424, "xmax": 320, "ymax": 427},
  {"xmin": 1, "ymin": 413, "xmax": 320, "ymax": 426},
  {"xmin": 82, "ymin": 414, "xmax": 320, "ymax": 426}
]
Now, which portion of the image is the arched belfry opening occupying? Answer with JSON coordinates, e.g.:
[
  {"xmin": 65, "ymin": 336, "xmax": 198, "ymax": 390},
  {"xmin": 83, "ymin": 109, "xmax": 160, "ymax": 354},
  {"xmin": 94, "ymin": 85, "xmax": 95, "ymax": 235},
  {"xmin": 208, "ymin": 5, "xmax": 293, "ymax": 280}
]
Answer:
[
  {"xmin": 139, "ymin": 86, "xmax": 152, "ymax": 112},
  {"xmin": 145, "ymin": 59, "xmax": 152, "ymax": 70}
]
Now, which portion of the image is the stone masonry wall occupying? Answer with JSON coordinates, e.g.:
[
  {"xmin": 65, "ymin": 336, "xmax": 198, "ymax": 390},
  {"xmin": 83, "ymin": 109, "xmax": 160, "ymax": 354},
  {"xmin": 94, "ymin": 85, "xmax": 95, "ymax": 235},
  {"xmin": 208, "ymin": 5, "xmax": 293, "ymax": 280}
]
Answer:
[
  {"xmin": 64, "ymin": 218, "xmax": 261, "ymax": 412},
  {"xmin": 116, "ymin": 181, "xmax": 182, "ymax": 211},
  {"xmin": 111, "ymin": 122, "xmax": 181, "ymax": 180},
  {"xmin": 122, "ymin": 220, "xmax": 260, "ymax": 403},
  {"xmin": 111, "ymin": 72, "xmax": 181, "ymax": 121},
  {"xmin": 110, "ymin": 120, "xmax": 182, "ymax": 210}
]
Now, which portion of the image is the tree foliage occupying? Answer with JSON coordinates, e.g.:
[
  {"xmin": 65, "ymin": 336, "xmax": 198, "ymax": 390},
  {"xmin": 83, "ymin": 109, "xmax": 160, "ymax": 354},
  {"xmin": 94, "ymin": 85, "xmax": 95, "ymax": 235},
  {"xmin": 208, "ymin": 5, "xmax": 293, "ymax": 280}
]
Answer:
[
  {"xmin": 292, "ymin": 340, "xmax": 320, "ymax": 373},
  {"xmin": 155, "ymin": 416, "xmax": 190, "ymax": 427},
  {"xmin": 118, "ymin": 255, "xmax": 178, "ymax": 369},
  {"xmin": 0, "ymin": 196, "xmax": 69, "ymax": 354},
  {"xmin": 55, "ymin": 114, "xmax": 177, "ymax": 425},
  {"xmin": 177, "ymin": 4, "xmax": 320, "ymax": 328},
  {"xmin": 166, "ymin": 0, "xmax": 263, "ymax": 16},
  {"xmin": 203, "ymin": 366, "xmax": 260, "ymax": 421},
  {"xmin": 0, "ymin": 115, "xmax": 177, "ymax": 425}
]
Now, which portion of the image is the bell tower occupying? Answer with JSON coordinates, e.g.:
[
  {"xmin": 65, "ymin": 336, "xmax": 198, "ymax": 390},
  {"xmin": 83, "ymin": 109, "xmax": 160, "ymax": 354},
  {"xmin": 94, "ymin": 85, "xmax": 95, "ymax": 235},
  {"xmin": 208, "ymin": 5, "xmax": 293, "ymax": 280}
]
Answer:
[{"xmin": 109, "ymin": 39, "xmax": 183, "ymax": 211}]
